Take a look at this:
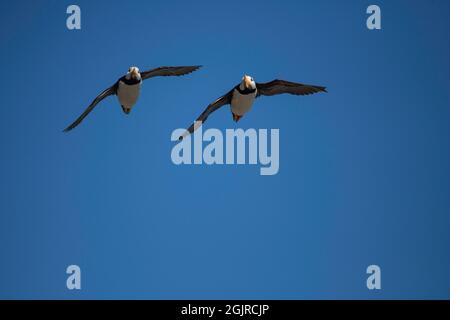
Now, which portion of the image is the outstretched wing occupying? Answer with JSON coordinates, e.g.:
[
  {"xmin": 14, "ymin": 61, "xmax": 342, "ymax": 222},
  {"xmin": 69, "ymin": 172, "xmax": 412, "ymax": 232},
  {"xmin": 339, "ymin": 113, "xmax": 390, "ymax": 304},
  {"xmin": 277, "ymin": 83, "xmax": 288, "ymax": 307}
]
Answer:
[
  {"xmin": 256, "ymin": 79, "xmax": 327, "ymax": 97},
  {"xmin": 140, "ymin": 66, "xmax": 201, "ymax": 81},
  {"xmin": 63, "ymin": 83, "xmax": 117, "ymax": 132},
  {"xmin": 179, "ymin": 90, "xmax": 233, "ymax": 140}
]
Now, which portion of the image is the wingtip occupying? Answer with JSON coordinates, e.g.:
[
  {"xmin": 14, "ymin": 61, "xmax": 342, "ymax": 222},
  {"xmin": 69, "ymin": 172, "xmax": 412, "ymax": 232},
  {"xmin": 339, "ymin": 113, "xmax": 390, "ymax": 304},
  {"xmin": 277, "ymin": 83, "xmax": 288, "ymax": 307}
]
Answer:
[{"xmin": 177, "ymin": 65, "xmax": 202, "ymax": 76}]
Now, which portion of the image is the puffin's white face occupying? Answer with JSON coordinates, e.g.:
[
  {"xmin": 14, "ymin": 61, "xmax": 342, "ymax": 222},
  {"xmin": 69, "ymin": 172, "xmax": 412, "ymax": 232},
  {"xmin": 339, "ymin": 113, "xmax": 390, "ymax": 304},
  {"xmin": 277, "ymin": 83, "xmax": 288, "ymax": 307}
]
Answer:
[
  {"xmin": 127, "ymin": 66, "xmax": 141, "ymax": 80},
  {"xmin": 242, "ymin": 74, "xmax": 256, "ymax": 90}
]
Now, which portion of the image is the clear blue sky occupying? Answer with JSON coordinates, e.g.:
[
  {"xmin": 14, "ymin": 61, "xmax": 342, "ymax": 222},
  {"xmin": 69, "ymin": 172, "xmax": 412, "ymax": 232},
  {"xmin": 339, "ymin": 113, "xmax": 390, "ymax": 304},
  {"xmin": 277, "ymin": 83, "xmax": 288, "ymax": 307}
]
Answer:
[{"xmin": 0, "ymin": 0, "xmax": 449, "ymax": 299}]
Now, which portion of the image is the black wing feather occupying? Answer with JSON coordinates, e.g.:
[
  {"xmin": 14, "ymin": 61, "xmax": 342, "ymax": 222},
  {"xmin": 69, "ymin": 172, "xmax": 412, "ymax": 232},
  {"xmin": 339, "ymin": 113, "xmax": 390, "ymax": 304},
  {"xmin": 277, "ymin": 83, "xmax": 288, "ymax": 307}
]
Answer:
[
  {"xmin": 63, "ymin": 83, "xmax": 117, "ymax": 132},
  {"xmin": 179, "ymin": 90, "xmax": 233, "ymax": 140},
  {"xmin": 256, "ymin": 79, "xmax": 327, "ymax": 97},
  {"xmin": 140, "ymin": 66, "xmax": 201, "ymax": 80}
]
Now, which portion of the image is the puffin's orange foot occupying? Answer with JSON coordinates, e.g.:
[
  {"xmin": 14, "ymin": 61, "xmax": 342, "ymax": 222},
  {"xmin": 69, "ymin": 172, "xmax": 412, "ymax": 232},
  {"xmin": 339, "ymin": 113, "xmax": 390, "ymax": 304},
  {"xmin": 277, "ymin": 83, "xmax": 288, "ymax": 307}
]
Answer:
[{"xmin": 232, "ymin": 113, "xmax": 243, "ymax": 122}]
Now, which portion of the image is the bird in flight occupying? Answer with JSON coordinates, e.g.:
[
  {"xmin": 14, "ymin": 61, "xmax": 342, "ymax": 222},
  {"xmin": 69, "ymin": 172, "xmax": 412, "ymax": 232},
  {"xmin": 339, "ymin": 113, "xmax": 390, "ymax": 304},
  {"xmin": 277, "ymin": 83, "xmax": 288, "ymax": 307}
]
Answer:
[
  {"xmin": 63, "ymin": 65, "xmax": 201, "ymax": 132},
  {"xmin": 179, "ymin": 75, "xmax": 327, "ymax": 140}
]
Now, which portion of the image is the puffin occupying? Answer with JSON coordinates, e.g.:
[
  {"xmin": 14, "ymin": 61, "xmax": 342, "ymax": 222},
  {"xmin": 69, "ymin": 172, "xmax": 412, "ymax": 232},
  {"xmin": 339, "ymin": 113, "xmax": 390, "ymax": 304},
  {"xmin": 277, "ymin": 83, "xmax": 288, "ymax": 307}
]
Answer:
[
  {"xmin": 63, "ymin": 65, "xmax": 201, "ymax": 132},
  {"xmin": 179, "ymin": 75, "xmax": 327, "ymax": 139}
]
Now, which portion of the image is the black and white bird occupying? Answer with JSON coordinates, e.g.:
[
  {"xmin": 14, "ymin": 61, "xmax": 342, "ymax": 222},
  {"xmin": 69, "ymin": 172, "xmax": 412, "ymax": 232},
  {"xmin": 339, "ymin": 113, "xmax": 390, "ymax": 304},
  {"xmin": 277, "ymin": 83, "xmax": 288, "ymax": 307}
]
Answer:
[
  {"xmin": 63, "ymin": 65, "xmax": 201, "ymax": 132},
  {"xmin": 179, "ymin": 75, "xmax": 327, "ymax": 139}
]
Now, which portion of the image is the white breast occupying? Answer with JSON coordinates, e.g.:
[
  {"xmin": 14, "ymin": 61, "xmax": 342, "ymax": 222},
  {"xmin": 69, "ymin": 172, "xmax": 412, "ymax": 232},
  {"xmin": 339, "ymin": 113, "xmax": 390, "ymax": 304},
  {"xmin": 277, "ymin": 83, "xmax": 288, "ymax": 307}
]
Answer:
[
  {"xmin": 231, "ymin": 89, "xmax": 257, "ymax": 116},
  {"xmin": 117, "ymin": 81, "xmax": 142, "ymax": 109}
]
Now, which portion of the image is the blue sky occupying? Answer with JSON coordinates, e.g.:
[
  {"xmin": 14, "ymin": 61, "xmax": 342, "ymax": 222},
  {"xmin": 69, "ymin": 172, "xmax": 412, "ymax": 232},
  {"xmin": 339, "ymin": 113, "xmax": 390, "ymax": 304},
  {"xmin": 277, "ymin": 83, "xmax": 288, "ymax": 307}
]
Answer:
[{"xmin": 0, "ymin": 0, "xmax": 449, "ymax": 299}]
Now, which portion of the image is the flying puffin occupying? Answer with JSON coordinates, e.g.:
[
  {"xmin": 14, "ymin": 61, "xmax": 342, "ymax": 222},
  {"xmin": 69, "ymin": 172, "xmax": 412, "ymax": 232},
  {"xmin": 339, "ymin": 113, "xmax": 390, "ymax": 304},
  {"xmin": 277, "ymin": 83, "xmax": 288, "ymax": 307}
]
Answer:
[
  {"xmin": 179, "ymin": 75, "xmax": 327, "ymax": 139},
  {"xmin": 63, "ymin": 65, "xmax": 201, "ymax": 132}
]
